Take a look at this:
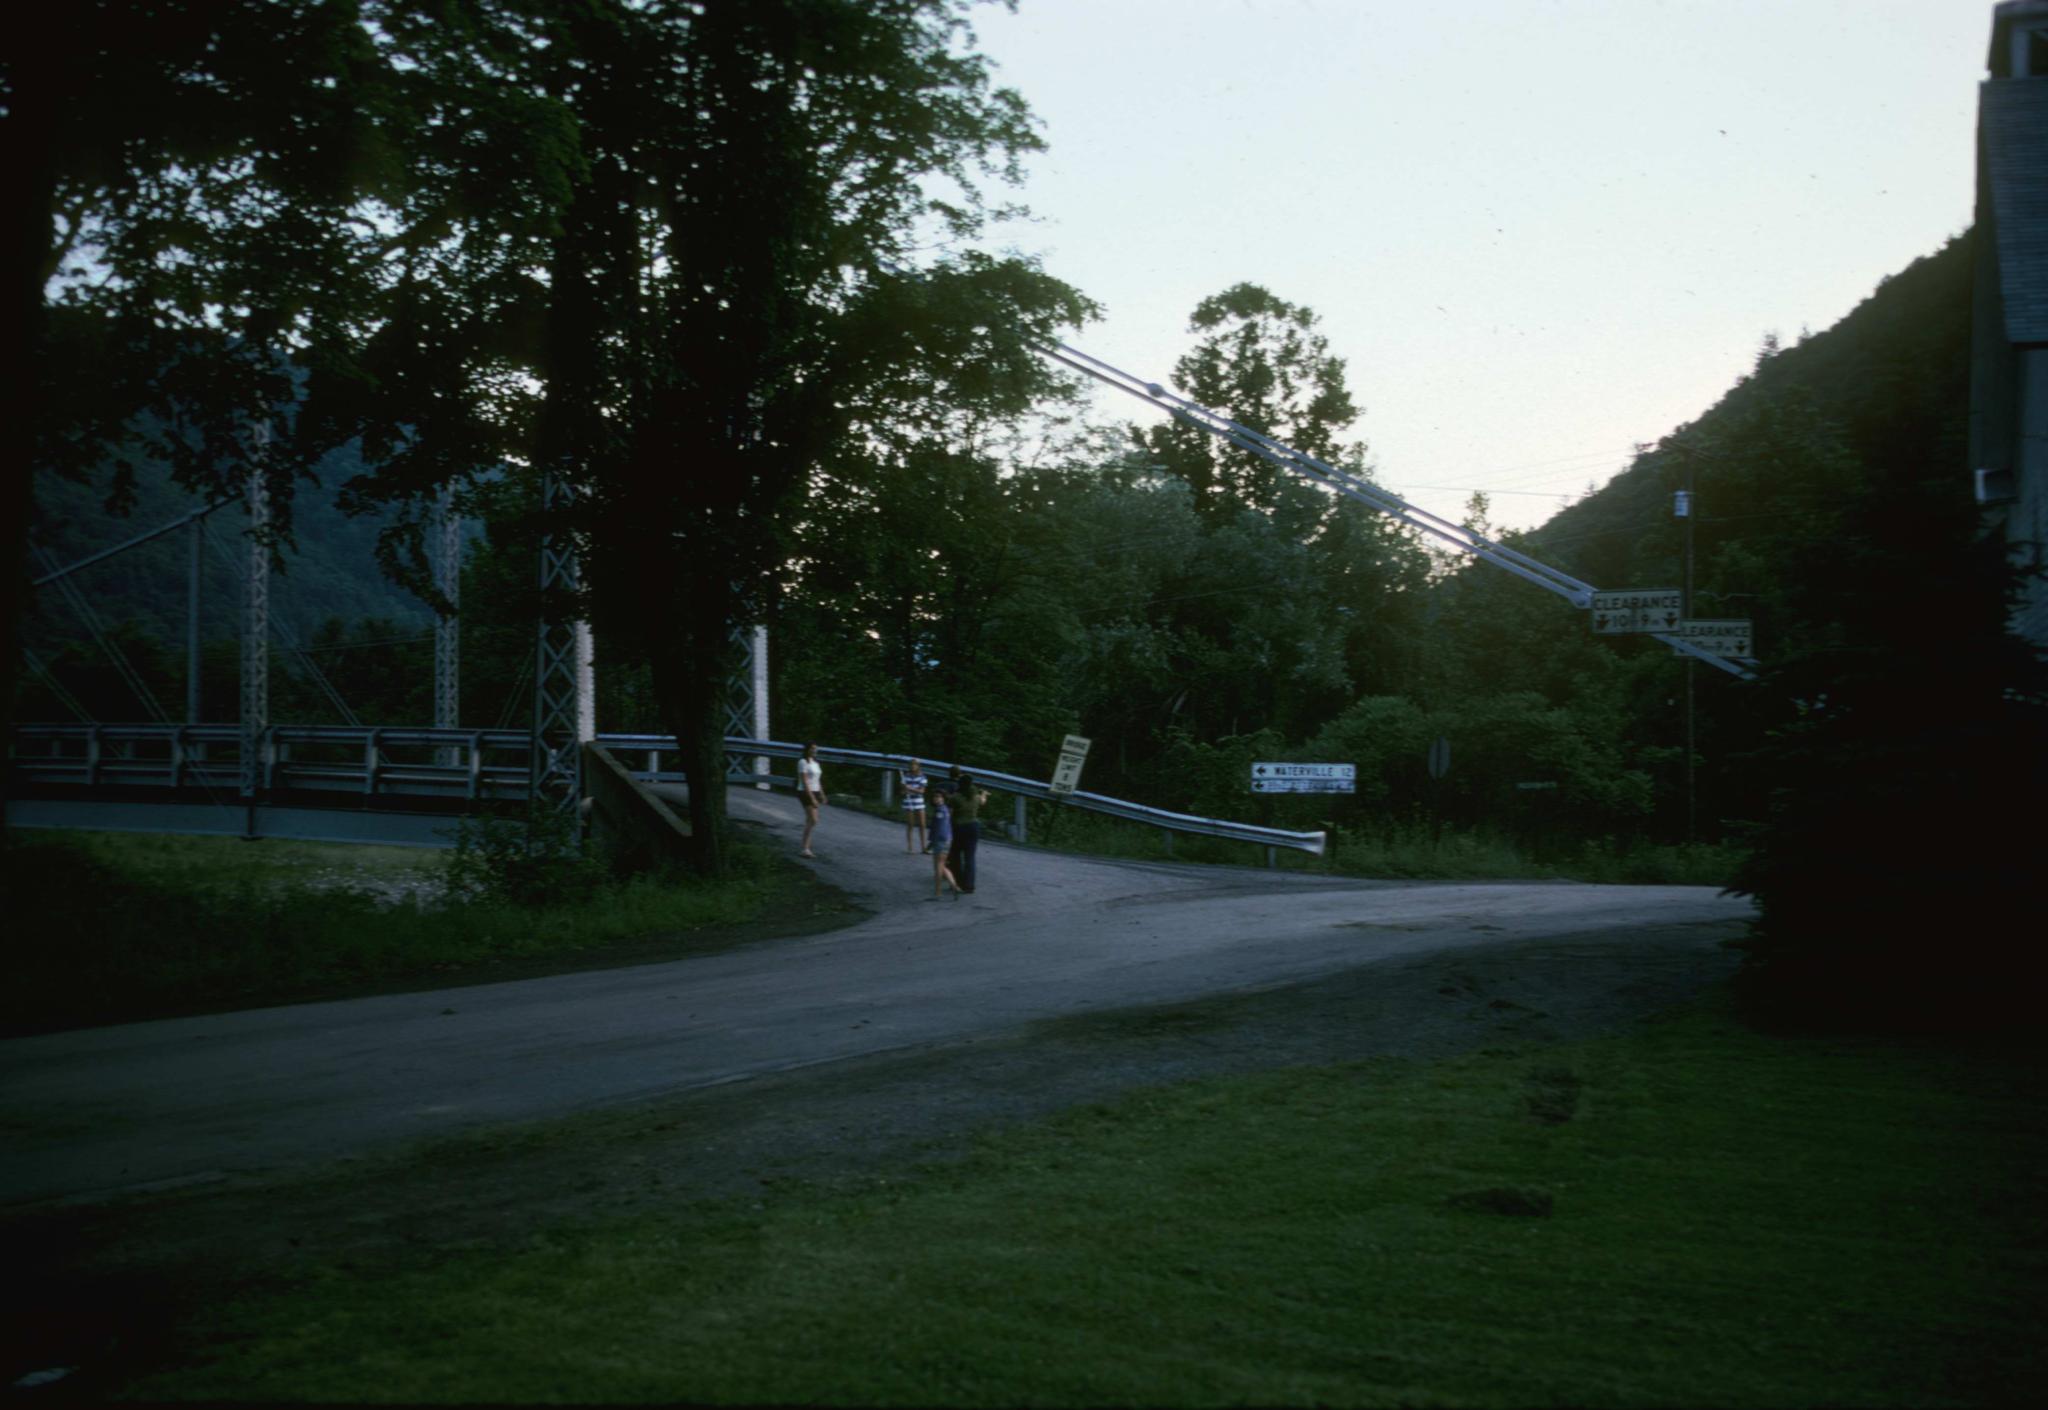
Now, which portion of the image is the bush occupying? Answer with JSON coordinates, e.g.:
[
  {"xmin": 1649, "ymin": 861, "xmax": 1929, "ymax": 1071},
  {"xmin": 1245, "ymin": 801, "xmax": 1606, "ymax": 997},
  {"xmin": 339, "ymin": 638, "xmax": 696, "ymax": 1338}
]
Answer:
[
  {"xmin": 1727, "ymin": 497, "xmax": 2048, "ymax": 1030},
  {"xmin": 446, "ymin": 803, "xmax": 608, "ymax": 908}
]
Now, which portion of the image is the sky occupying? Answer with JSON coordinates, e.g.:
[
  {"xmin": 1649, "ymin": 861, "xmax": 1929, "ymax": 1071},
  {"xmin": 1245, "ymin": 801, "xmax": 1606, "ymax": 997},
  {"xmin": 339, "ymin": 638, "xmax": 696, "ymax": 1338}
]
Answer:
[{"xmin": 968, "ymin": 0, "xmax": 1984, "ymax": 531}]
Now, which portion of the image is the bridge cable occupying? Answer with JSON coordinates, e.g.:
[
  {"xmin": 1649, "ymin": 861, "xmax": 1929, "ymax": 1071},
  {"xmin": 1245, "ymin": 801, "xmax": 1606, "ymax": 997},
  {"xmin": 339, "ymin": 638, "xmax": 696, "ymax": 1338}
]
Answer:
[{"xmin": 33, "ymin": 544, "xmax": 173, "ymax": 722}]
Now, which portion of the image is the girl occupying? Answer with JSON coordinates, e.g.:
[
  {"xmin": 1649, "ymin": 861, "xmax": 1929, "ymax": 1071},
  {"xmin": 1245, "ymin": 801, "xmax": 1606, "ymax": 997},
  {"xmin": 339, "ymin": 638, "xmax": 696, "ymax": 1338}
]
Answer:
[
  {"xmin": 927, "ymin": 789, "xmax": 961, "ymax": 898},
  {"xmin": 901, "ymin": 758, "xmax": 929, "ymax": 853},
  {"xmin": 797, "ymin": 741, "xmax": 826, "ymax": 858}
]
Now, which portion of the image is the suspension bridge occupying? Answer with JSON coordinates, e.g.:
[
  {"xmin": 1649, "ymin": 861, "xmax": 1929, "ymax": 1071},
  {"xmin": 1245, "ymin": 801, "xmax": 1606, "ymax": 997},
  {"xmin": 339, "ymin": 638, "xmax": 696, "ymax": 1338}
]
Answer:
[{"xmin": 8, "ymin": 330, "xmax": 1748, "ymax": 859}]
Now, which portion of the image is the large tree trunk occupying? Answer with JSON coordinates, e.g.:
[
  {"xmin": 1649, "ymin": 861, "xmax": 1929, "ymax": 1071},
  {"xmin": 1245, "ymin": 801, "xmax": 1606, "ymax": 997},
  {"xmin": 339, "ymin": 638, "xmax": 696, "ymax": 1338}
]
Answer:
[{"xmin": 649, "ymin": 578, "xmax": 735, "ymax": 877}]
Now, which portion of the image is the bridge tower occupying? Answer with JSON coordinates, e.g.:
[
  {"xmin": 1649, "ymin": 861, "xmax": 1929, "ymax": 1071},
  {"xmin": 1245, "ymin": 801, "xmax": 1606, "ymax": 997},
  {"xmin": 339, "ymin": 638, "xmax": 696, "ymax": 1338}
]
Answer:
[
  {"xmin": 726, "ymin": 623, "xmax": 770, "ymax": 782},
  {"xmin": 433, "ymin": 483, "xmax": 461, "ymax": 765},
  {"xmin": 239, "ymin": 429, "xmax": 270, "ymax": 806},
  {"xmin": 530, "ymin": 471, "xmax": 588, "ymax": 810}
]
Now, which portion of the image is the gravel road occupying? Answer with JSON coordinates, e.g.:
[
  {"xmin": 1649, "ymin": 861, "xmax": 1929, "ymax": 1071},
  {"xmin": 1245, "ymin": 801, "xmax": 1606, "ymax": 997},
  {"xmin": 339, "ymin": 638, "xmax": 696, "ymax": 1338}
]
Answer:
[{"xmin": 2, "ymin": 795, "xmax": 1755, "ymax": 1392}]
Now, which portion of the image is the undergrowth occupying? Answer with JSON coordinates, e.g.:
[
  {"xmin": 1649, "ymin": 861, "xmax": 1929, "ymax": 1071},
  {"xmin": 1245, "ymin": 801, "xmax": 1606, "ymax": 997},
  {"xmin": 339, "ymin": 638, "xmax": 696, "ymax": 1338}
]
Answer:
[{"xmin": 0, "ymin": 829, "xmax": 789, "ymax": 1034}]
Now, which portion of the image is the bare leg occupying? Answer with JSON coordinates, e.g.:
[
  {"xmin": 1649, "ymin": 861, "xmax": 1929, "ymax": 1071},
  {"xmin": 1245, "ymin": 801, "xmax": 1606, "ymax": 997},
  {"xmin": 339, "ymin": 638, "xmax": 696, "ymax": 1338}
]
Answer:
[{"xmin": 801, "ymin": 802, "xmax": 818, "ymax": 857}]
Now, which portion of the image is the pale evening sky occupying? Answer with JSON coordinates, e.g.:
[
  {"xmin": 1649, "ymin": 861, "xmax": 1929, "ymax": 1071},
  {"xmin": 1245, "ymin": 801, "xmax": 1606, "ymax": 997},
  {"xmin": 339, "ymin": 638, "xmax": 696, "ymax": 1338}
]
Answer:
[{"xmin": 970, "ymin": 0, "xmax": 1983, "ymax": 531}]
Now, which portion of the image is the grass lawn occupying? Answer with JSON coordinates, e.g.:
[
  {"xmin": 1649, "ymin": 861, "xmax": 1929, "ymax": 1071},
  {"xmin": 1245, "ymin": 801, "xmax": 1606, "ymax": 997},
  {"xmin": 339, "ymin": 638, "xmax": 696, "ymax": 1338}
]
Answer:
[
  {"xmin": 121, "ymin": 994, "xmax": 2045, "ymax": 1405},
  {"xmin": 0, "ymin": 829, "xmax": 848, "ymax": 1034}
]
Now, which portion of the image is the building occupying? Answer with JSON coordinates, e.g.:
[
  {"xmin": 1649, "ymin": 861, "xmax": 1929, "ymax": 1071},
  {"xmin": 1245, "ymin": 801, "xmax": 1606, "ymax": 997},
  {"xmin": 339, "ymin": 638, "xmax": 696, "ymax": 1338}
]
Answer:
[{"xmin": 1971, "ymin": 0, "xmax": 2048, "ymax": 648}]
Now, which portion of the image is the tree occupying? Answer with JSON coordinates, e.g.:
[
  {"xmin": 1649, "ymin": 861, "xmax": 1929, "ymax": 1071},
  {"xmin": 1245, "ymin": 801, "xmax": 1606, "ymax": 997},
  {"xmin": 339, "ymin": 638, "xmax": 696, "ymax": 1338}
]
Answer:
[
  {"xmin": 1136, "ymin": 283, "xmax": 1364, "ymax": 531},
  {"xmin": 1726, "ymin": 443, "xmax": 2048, "ymax": 1029},
  {"xmin": 6, "ymin": 2, "xmax": 578, "ymax": 771},
  {"xmin": 4, "ymin": 1, "xmax": 402, "ymax": 756},
  {"xmin": 479, "ymin": 1, "xmax": 1089, "ymax": 874}
]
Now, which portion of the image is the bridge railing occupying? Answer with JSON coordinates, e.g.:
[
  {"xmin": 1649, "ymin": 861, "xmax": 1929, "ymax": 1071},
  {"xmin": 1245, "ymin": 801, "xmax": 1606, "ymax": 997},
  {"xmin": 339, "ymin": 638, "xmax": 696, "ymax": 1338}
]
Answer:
[
  {"xmin": 12, "ymin": 724, "xmax": 1325, "ymax": 858},
  {"xmin": 608, "ymin": 735, "xmax": 1325, "ymax": 858}
]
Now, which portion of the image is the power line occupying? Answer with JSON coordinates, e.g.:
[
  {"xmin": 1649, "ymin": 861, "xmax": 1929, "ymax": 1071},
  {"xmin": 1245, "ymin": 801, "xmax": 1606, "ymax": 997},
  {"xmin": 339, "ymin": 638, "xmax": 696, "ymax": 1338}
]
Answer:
[
  {"xmin": 22, "ymin": 647, "xmax": 97, "ymax": 722},
  {"xmin": 34, "ymin": 545, "xmax": 172, "ymax": 722}
]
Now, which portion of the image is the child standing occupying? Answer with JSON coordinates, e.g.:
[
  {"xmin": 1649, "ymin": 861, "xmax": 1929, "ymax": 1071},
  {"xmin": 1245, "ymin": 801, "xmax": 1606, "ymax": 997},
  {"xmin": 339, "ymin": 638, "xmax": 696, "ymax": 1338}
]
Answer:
[
  {"xmin": 927, "ymin": 790, "xmax": 961, "ymax": 899},
  {"xmin": 901, "ymin": 759, "xmax": 929, "ymax": 853}
]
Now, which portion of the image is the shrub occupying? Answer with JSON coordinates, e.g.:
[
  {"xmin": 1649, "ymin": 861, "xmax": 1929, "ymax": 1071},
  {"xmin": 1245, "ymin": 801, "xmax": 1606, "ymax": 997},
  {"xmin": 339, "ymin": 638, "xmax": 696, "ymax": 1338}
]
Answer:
[{"xmin": 446, "ymin": 803, "xmax": 608, "ymax": 908}]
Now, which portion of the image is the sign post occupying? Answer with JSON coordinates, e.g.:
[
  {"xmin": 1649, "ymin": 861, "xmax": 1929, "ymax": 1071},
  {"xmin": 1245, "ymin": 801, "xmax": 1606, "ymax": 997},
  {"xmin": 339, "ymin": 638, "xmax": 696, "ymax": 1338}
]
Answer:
[
  {"xmin": 1041, "ymin": 734, "xmax": 1090, "ymax": 847},
  {"xmin": 1050, "ymin": 734, "xmax": 1091, "ymax": 796},
  {"xmin": 1426, "ymin": 736, "xmax": 1450, "ymax": 844},
  {"xmin": 1250, "ymin": 762, "xmax": 1356, "ymax": 794}
]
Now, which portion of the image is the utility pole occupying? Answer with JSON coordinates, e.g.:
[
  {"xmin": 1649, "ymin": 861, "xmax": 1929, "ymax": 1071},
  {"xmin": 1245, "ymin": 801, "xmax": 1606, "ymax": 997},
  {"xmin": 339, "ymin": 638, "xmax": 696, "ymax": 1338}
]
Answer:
[{"xmin": 1676, "ymin": 460, "xmax": 1696, "ymax": 845}]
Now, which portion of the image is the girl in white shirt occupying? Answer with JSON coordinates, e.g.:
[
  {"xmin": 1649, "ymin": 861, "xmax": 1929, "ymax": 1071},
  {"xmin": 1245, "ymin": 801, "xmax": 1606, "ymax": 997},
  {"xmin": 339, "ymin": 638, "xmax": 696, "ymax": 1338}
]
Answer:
[{"xmin": 797, "ymin": 741, "xmax": 826, "ymax": 858}]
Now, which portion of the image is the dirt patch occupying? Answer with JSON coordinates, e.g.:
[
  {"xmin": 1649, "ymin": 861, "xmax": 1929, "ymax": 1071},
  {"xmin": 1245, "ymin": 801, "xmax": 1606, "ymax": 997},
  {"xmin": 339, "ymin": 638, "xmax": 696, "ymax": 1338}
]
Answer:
[{"xmin": 0, "ymin": 920, "xmax": 1742, "ymax": 1395}]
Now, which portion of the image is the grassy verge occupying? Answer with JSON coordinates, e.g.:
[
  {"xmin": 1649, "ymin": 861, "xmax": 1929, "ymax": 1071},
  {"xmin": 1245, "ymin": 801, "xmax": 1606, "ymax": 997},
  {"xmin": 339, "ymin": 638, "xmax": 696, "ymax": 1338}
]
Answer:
[
  {"xmin": 0, "ymin": 830, "xmax": 850, "ymax": 1034},
  {"xmin": 122, "ymin": 994, "xmax": 2044, "ymax": 1405}
]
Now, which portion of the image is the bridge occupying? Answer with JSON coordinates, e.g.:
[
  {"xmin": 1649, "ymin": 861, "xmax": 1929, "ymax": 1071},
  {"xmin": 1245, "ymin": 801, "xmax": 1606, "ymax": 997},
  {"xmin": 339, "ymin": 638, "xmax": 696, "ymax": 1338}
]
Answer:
[
  {"xmin": 7, "ymin": 722, "xmax": 1327, "ymax": 860},
  {"xmin": 11, "ymin": 328, "xmax": 1738, "ymax": 867}
]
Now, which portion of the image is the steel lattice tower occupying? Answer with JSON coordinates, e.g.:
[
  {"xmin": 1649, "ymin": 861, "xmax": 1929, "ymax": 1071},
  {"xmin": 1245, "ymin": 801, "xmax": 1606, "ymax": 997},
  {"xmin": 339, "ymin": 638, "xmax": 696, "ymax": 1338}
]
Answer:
[
  {"xmin": 433, "ymin": 483, "xmax": 461, "ymax": 763},
  {"xmin": 239, "ymin": 433, "xmax": 270, "ymax": 801},
  {"xmin": 725, "ymin": 624, "xmax": 770, "ymax": 781},
  {"xmin": 530, "ymin": 472, "xmax": 587, "ymax": 809}
]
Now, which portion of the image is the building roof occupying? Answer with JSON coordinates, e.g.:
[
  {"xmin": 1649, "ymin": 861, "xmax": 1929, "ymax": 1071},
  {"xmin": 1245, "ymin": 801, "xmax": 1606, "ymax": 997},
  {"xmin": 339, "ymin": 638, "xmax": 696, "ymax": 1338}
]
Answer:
[{"xmin": 1982, "ymin": 78, "xmax": 2048, "ymax": 344}]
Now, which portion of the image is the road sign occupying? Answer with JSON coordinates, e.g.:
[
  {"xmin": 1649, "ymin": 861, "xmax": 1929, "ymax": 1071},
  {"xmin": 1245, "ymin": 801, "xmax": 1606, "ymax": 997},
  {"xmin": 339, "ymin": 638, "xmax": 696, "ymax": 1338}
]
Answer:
[
  {"xmin": 1050, "ymin": 734, "xmax": 1091, "ymax": 796},
  {"xmin": 1590, "ymin": 588, "xmax": 1682, "ymax": 635},
  {"xmin": 1672, "ymin": 619, "xmax": 1754, "ymax": 658},
  {"xmin": 1427, "ymin": 736, "xmax": 1450, "ymax": 781},
  {"xmin": 1251, "ymin": 761, "xmax": 1356, "ymax": 794}
]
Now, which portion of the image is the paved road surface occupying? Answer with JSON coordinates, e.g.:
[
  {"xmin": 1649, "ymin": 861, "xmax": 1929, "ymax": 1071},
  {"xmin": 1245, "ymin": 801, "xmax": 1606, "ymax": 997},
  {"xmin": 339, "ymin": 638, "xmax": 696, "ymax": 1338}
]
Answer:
[{"xmin": 0, "ymin": 790, "xmax": 1752, "ymax": 1207}]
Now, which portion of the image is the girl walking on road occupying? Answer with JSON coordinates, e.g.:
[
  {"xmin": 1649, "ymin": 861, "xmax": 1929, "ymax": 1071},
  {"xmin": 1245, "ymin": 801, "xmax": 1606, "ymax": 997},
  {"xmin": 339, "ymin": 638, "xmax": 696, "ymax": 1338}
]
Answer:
[
  {"xmin": 797, "ymin": 742, "xmax": 826, "ymax": 858},
  {"xmin": 927, "ymin": 789, "xmax": 961, "ymax": 898}
]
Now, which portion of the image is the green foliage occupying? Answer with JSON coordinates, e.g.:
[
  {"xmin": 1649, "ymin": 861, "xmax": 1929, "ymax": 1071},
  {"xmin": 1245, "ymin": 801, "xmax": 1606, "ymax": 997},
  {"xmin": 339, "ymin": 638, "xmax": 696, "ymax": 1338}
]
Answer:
[
  {"xmin": 445, "ymin": 803, "xmax": 607, "ymax": 909},
  {"xmin": 1138, "ymin": 281, "xmax": 1365, "ymax": 526},
  {"xmin": 0, "ymin": 829, "xmax": 786, "ymax": 1033},
  {"xmin": 1726, "ymin": 488, "xmax": 2048, "ymax": 1029}
]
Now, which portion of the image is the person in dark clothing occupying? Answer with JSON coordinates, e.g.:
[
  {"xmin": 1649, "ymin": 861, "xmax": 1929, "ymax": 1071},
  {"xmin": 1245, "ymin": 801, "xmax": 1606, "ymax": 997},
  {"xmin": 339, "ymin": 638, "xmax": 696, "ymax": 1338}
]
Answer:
[{"xmin": 948, "ymin": 774, "xmax": 989, "ymax": 893}]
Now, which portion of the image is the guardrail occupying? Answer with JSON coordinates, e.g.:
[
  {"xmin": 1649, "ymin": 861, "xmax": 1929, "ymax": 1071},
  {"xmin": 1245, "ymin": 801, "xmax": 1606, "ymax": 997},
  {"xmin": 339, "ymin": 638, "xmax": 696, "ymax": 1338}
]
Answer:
[
  {"xmin": 639, "ymin": 737, "xmax": 1325, "ymax": 859},
  {"xmin": 11, "ymin": 724, "xmax": 1325, "ymax": 858}
]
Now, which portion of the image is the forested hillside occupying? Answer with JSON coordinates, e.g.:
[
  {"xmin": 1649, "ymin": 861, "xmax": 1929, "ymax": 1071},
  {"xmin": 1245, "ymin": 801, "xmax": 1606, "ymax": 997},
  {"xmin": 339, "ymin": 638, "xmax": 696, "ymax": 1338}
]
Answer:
[{"xmin": 22, "ymin": 440, "xmax": 440, "ymax": 724}]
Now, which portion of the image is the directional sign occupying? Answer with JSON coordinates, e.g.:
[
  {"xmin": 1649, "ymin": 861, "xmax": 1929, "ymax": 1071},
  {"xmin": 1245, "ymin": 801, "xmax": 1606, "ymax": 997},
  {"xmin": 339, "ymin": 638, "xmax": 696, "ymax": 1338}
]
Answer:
[
  {"xmin": 1673, "ymin": 619, "xmax": 1754, "ymax": 658},
  {"xmin": 1590, "ymin": 588, "xmax": 1682, "ymax": 635},
  {"xmin": 1050, "ymin": 734, "xmax": 1091, "ymax": 796},
  {"xmin": 1251, "ymin": 761, "xmax": 1356, "ymax": 794}
]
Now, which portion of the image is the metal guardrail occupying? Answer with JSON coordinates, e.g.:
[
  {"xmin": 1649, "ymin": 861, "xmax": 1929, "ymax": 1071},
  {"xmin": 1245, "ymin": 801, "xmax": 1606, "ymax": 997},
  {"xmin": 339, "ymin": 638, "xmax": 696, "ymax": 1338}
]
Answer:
[
  {"xmin": 665, "ymin": 737, "xmax": 1325, "ymax": 857},
  {"xmin": 11, "ymin": 724, "xmax": 1326, "ymax": 857}
]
